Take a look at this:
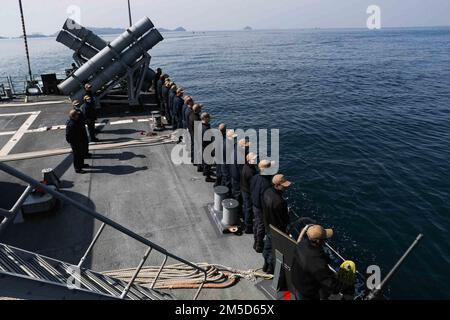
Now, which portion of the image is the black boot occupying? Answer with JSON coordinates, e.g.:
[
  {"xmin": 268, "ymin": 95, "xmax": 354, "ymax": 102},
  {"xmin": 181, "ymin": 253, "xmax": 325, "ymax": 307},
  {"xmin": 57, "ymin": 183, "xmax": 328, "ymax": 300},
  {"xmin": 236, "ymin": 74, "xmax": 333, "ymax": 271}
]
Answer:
[
  {"xmin": 266, "ymin": 264, "xmax": 274, "ymax": 275},
  {"xmin": 205, "ymin": 176, "xmax": 216, "ymax": 183},
  {"xmin": 262, "ymin": 262, "xmax": 269, "ymax": 273}
]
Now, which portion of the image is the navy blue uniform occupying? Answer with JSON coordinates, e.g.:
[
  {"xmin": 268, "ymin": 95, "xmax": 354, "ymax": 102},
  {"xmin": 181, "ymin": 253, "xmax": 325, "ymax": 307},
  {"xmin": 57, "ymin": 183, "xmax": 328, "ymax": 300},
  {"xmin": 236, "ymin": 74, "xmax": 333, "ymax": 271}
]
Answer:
[
  {"xmin": 188, "ymin": 112, "xmax": 201, "ymax": 162},
  {"xmin": 291, "ymin": 240, "xmax": 344, "ymax": 300},
  {"xmin": 241, "ymin": 163, "xmax": 257, "ymax": 230},
  {"xmin": 66, "ymin": 117, "xmax": 88, "ymax": 171},
  {"xmin": 82, "ymin": 101, "xmax": 97, "ymax": 141},
  {"xmin": 157, "ymin": 79, "xmax": 164, "ymax": 112},
  {"xmin": 73, "ymin": 107, "xmax": 89, "ymax": 156},
  {"xmin": 182, "ymin": 104, "xmax": 188, "ymax": 129},
  {"xmin": 168, "ymin": 90, "xmax": 177, "ymax": 127},
  {"xmin": 172, "ymin": 95, "xmax": 184, "ymax": 129},
  {"xmin": 161, "ymin": 85, "xmax": 171, "ymax": 122},
  {"xmin": 262, "ymin": 187, "xmax": 289, "ymax": 272},
  {"xmin": 200, "ymin": 122, "xmax": 212, "ymax": 176},
  {"xmin": 250, "ymin": 174, "xmax": 273, "ymax": 249},
  {"xmin": 230, "ymin": 142, "xmax": 247, "ymax": 204},
  {"xmin": 215, "ymin": 134, "xmax": 231, "ymax": 190}
]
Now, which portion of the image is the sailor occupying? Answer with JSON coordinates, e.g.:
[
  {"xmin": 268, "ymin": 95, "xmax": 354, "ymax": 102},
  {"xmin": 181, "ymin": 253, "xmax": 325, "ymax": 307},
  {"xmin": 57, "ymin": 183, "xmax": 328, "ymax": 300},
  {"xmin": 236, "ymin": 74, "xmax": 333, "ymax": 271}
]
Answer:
[
  {"xmin": 188, "ymin": 104, "xmax": 202, "ymax": 164},
  {"xmin": 227, "ymin": 131, "xmax": 240, "ymax": 204},
  {"xmin": 157, "ymin": 73, "xmax": 168, "ymax": 113},
  {"xmin": 230, "ymin": 138, "xmax": 250, "ymax": 212},
  {"xmin": 291, "ymin": 225, "xmax": 346, "ymax": 300},
  {"xmin": 182, "ymin": 96, "xmax": 194, "ymax": 129},
  {"xmin": 200, "ymin": 112, "xmax": 215, "ymax": 183},
  {"xmin": 261, "ymin": 174, "xmax": 292, "ymax": 274},
  {"xmin": 154, "ymin": 68, "xmax": 162, "ymax": 92},
  {"xmin": 214, "ymin": 123, "xmax": 231, "ymax": 189},
  {"xmin": 162, "ymin": 79, "xmax": 172, "ymax": 123},
  {"xmin": 82, "ymin": 95, "xmax": 98, "ymax": 142},
  {"xmin": 153, "ymin": 68, "xmax": 162, "ymax": 108},
  {"xmin": 168, "ymin": 84, "xmax": 178, "ymax": 128},
  {"xmin": 84, "ymin": 83, "xmax": 94, "ymax": 100},
  {"xmin": 72, "ymin": 100, "xmax": 91, "ymax": 158},
  {"xmin": 69, "ymin": 63, "xmax": 78, "ymax": 76},
  {"xmin": 66, "ymin": 109, "xmax": 89, "ymax": 174},
  {"xmin": 250, "ymin": 160, "xmax": 275, "ymax": 253},
  {"xmin": 172, "ymin": 87, "xmax": 185, "ymax": 129},
  {"xmin": 241, "ymin": 152, "xmax": 258, "ymax": 234}
]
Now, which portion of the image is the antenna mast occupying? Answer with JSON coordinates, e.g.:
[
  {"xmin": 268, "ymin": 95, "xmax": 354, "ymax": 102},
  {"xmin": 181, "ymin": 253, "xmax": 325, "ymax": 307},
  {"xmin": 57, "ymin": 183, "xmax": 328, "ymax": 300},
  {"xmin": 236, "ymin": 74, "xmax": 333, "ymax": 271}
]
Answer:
[
  {"xmin": 127, "ymin": 0, "xmax": 133, "ymax": 27},
  {"xmin": 18, "ymin": 0, "xmax": 33, "ymax": 82}
]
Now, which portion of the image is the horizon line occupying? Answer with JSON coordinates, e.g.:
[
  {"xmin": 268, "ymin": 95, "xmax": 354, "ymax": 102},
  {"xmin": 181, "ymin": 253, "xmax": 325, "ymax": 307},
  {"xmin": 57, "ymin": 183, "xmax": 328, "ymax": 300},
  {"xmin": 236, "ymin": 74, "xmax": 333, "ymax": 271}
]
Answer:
[{"xmin": 1, "ymin": 24, "xmax": 450, "ymax": 38}]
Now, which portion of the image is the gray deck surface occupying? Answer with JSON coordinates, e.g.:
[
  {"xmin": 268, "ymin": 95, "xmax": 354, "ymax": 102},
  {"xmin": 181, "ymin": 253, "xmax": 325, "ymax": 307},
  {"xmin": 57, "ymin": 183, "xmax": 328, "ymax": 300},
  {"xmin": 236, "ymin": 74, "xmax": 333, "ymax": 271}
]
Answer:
[{"xmin": 0, "ymin": 97, "xmax": 267, "ymax": 300}]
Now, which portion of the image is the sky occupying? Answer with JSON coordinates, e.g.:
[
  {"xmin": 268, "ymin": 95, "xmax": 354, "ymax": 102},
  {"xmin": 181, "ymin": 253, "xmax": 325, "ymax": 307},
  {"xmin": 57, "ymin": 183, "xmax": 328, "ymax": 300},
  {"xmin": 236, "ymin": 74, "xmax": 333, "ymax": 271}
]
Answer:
[{"xmin": 0, "ymin": 0, "xmax": 449, "ymax": 37}]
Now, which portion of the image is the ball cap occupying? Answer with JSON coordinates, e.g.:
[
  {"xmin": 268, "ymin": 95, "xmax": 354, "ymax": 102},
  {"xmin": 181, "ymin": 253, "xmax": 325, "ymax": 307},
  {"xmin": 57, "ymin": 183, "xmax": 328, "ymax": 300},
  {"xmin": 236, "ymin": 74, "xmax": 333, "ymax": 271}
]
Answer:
[
  {"xmin": 238, "ymin": 138, "xmax": 251, "ymax": 148},
  {"xmin": 307, "ymin": 225, "xmax": 334, "ymax": 241},
  {"xmin": 246, "ymin": 152, "xmax": 257, "ymax": 164},
  {"xmin": 218, "ymin": 123, "xmax": 226, "ymax": 132},
  {"xmin": 272, "ymin": 174, "xmax": 292, "ymax": 188},
  {"xmin": 258, "ymin": 159, "xmax": 276, "ymax": 170}
]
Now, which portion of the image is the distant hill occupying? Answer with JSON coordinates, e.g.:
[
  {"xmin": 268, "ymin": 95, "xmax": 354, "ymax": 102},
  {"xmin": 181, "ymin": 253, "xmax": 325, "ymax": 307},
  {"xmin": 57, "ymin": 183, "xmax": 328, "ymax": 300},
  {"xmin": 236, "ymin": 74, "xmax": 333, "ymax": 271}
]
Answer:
[
  {"xmin": 15, "ymin": 25, "xmax": 187, "ymax": 39},
  {"xmin": 19, "ymin": 33, "xmax": 48, "ymax": 38},
  {"xmin": 159, "ymin": 27, "xmax": 186, "ymax": 32},
  {"xmin": 89, "ymin": 27, "xmax": 126, "ymax": 35},
  {"xmin": 88, "ymin": 26, "xmax": 187, "ymax": 34},
  {"xmin": 243, "ymin": 26, "xmax": 253, "ymax": 31}
]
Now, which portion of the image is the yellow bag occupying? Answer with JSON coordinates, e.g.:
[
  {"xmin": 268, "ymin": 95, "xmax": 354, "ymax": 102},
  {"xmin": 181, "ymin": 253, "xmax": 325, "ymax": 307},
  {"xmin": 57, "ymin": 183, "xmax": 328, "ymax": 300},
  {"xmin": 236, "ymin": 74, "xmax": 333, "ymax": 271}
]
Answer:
[{"xmin": 337, "ymin": 260, "xmax": 357, "ymax": 287}]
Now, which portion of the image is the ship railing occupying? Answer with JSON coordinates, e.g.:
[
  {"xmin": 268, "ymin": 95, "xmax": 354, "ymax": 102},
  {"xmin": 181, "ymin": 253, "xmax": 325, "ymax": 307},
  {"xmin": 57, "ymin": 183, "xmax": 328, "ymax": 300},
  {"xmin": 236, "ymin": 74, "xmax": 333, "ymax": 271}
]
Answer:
[
  {"xmin": 0, "ymin": 162, "xmax": 208, "ymax": 300},
  {"xmin": 0, "ymin": 72, "xmax": 67, "ymax": 97}
]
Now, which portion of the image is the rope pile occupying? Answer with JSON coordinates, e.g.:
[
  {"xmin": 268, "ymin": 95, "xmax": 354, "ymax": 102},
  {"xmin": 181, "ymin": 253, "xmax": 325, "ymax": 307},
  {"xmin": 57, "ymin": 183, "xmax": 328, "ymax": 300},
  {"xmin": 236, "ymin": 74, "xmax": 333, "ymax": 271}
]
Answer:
[{"xmin": 102, "ymin": 263, "xmax": 273, "ymax": 290}]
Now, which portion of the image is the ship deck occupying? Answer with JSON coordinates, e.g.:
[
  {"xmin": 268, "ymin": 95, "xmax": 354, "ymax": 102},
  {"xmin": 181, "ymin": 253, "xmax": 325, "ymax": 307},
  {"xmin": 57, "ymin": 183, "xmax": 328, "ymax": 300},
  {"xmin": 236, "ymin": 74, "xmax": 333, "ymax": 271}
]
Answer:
[{"xmin": 0, "ymin": 96, "xmax": 267, "ymax": 300}]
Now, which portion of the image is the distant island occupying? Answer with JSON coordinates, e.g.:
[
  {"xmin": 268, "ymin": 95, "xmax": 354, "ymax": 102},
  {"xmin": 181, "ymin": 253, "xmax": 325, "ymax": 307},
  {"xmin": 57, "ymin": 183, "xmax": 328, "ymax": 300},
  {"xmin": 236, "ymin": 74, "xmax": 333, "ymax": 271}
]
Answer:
[
  {"xmin": 13, "ymin": 26, "xmax": 187, "ymax": 38},
  {"xmin": 87, "ymin": 27, "xmax": 126, "ymax": 35},
  {"xmin": 20, "ymin": 33, "xmax": 48, "ymax": 39},
  {"xmin": 243, "ymin": 26, "xmax": 253, "ymax": 31},
  {"xmin": 159, "ymin": 27, "xmax": 187, "ymax": 32}
]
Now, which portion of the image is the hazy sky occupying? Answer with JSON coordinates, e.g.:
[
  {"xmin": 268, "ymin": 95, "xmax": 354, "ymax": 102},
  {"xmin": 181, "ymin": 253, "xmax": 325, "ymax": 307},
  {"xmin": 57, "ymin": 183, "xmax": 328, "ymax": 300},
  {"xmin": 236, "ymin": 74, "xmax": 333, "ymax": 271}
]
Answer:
[{"xmin": 1, "ymin": 0, "xmax": 449, "ymax": 37}]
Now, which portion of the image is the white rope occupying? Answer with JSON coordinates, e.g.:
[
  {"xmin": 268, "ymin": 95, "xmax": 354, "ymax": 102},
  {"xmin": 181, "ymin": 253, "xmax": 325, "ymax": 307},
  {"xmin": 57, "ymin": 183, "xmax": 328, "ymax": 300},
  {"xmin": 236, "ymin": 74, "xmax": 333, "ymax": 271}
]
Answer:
[{"xmin": 102, "ymin": 263, "xmax": 272, "ymax": 289}]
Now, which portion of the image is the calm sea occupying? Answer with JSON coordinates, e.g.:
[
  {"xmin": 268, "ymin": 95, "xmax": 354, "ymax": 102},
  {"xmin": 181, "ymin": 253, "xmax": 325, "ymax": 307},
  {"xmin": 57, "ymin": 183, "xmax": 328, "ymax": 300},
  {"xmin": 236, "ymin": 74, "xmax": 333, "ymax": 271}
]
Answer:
[{"xmin": 1, "ymin": 27, "xmax": 449, "ymax": 299}]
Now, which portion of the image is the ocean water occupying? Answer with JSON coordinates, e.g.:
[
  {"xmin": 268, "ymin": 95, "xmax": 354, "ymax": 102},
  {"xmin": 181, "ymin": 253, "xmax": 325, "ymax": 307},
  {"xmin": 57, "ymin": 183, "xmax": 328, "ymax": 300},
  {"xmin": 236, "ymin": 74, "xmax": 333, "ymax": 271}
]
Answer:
[{"xmin": 1, "ymin": 28, "xmax": 450, "ymax": 299}]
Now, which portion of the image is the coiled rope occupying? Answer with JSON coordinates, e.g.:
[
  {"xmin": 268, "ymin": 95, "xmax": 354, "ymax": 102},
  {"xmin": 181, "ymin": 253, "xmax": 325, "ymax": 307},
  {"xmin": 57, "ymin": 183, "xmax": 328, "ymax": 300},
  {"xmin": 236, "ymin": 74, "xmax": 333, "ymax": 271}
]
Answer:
[{"xmin": 102, "ymin": 263, "xmax": 273, "ymax": 289}]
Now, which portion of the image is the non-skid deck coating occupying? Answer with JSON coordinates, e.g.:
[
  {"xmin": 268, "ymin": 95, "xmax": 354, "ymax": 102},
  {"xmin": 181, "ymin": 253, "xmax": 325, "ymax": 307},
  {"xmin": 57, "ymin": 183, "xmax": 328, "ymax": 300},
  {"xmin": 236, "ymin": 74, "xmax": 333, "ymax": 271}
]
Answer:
[{"xmin": 0, "ymin": 98, "xmax": 266, "ymax": 300}]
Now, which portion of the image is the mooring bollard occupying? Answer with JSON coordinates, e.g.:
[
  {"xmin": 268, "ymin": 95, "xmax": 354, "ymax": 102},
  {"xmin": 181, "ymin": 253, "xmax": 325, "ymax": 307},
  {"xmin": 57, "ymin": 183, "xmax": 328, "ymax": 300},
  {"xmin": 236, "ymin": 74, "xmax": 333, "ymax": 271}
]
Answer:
[
  {"xmin": 152, "ymin": 111, "xmax": 164, "ymax": 131},
  {"xmin": 214, "ymin": 186, "xmax": 229, "ymax": 212},
  {"xmin": 221, "ymin": 198, "xmax": 240, "ymax": 227}
]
